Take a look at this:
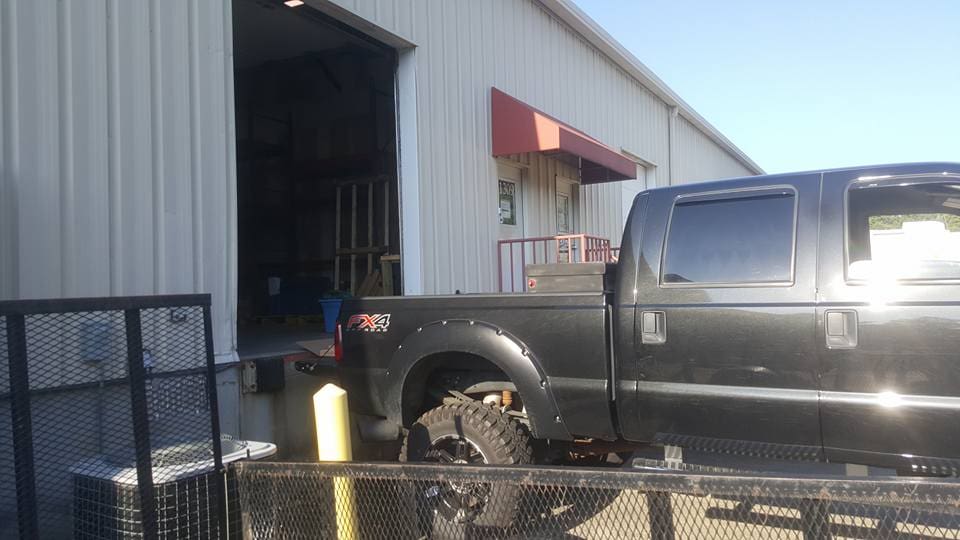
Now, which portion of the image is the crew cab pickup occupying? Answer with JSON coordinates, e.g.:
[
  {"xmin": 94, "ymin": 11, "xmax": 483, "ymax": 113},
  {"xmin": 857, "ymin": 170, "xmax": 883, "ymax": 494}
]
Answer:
[{"xmin": 337, "ymin": 163, "xmax": 960, "ymax": 486}]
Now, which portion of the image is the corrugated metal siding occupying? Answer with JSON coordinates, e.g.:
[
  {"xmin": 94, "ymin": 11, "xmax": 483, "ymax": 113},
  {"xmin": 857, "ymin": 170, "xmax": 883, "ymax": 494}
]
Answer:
[
  {"xmin": 330, "ymin": 0, "xmax": 679, "ymax": 293},
  {"xmin": 0, "ymin": 0, "xmax": 759, "ymax": 356},
  {"xmin": 501, "ymin": 153, "xmax": 636, "ymax": 250},
  {"xmin": 675, "ymin": 116, "xmax": 755, "ymax": 184},
  {"xmin": 580, "ymin": 182, "xmax": 625, "ymax": 246},
  {"xmin": 327, "ymin": 0, "xmax": 416, "ymax": 44},
  {"xmin": 507, "ymin": 152, "xmax": 579, "ymax": 238},
  {"xmin": 0, "ymin": 0, "xmax": 237, "ymax": 357}
]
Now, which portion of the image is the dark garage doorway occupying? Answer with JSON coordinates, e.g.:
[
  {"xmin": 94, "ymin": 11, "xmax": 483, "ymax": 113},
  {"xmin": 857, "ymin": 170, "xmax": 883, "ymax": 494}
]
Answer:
[{"xmin": 232, "ymin": 0, "xmax": 400, "ymax": 360}]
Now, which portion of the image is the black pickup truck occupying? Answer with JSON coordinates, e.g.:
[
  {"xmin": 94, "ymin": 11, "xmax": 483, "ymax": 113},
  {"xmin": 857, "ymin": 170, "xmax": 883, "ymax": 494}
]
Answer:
[{"xmin": 337, "ymin": 162, "xmax": 960, "ymax": 511}]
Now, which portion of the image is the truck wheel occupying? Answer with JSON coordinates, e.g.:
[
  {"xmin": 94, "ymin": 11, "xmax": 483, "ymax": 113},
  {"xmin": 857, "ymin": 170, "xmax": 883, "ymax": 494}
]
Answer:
[{"xmin": 400, "ymin": 400, "xmax": 533, "ymax": 532}]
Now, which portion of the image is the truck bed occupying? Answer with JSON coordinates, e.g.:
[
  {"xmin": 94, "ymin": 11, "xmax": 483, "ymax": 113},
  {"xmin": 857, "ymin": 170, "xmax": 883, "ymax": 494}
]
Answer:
[{"xmin": 338, "ymin": 291, "xmax": 616, "ymax": 440}]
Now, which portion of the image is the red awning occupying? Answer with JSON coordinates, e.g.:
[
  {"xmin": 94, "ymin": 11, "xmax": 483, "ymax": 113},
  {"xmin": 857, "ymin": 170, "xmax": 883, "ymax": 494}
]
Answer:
[{"xmin": 491, "ymin": 87, "xmax": 636, "ymax": 184}]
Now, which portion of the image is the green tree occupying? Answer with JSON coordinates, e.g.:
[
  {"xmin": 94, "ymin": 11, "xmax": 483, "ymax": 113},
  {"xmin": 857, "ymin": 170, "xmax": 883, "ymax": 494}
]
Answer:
[{"xmin": 869, "ymin": 213, "xmax": 960, "ymax": 232}]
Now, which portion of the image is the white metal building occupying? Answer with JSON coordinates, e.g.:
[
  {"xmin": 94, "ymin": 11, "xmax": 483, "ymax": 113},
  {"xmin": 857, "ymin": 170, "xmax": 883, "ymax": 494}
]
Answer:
[{"xmin": 0, "ymin": 0, "xmax": 761, "ymax": 447}]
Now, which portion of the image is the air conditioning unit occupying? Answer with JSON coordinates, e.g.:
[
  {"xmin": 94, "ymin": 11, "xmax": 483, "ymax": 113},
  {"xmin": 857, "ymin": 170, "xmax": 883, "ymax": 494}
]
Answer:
[{"xmin": 72, "ymin": 437, "xmax": 275, "ymax": 539}]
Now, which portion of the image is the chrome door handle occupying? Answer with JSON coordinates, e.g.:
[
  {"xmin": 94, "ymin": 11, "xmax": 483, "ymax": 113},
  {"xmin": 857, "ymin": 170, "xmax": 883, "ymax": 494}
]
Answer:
[
  {"xmin": 641, "ymin": 311, "xmax": 666, "ymax": 345},
  {"xmin": 825, "ymin": 309, "xmax": 858, "ymax": 349}
]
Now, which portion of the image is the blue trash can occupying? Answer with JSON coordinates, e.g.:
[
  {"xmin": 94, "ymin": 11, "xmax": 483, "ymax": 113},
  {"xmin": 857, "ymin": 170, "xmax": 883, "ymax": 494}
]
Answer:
[{"xmin": 318, "ymin": 299, "xmax": 342, "ymax": 333}]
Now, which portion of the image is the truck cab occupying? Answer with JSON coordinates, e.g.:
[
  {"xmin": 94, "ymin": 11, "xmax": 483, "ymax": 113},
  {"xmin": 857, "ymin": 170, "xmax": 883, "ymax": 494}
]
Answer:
[{"xmin": 615, "ymin": 162, "xmax": 960, "ymax": 473}]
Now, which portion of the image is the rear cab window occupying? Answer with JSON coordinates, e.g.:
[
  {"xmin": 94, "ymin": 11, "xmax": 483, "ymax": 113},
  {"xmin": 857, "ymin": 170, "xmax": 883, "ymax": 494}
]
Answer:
[
  {"xmin": 661, "ymin": 188, "xmax": 797, "ymax": 286},
  {"xmin": 847, "ymin": 179, "xmax": 960, "ymax": 282}
]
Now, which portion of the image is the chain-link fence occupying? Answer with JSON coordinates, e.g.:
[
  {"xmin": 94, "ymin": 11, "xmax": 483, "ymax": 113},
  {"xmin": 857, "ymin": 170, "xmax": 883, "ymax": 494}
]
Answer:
[
  {"xmin": 0, "ymin": 295, "xmax": 233, "ymax": 540},
  {"xmin": 236, "ymin": 460, "xmax": 960, "ymax": 539}
]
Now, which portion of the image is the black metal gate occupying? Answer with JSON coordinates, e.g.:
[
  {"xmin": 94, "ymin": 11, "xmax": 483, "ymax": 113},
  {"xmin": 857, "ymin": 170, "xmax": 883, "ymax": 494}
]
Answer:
[{"xmin": 0, "ymin": 295, "xmax": 229, "ymax": 539}]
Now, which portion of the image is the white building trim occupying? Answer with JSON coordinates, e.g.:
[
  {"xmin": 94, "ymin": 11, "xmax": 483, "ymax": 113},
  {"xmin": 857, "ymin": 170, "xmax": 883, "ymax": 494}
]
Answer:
[{"xmin": 397, "ymin": 47, "xmax": 423, "ymax": 295}]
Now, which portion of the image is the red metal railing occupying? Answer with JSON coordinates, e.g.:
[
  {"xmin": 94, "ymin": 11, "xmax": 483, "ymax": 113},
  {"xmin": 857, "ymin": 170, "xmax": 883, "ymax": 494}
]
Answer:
[{"xmin": 497, "ymin": 234, "xmax": 615, "ymax": 292}]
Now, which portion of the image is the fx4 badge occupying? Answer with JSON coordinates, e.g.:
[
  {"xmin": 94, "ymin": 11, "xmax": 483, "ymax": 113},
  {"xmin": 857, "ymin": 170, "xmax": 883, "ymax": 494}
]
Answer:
[{"xmin": 346, "ymin": 313, "xmax": 391, "ymax": 333}]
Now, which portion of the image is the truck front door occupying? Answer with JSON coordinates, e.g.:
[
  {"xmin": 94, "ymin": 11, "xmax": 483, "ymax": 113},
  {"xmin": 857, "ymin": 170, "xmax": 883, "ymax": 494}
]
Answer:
[
  {"xmin": 631, "ymin": 174, "xmax": 822, "ymax": 459},
  {"xmin": 818, "ymin": 168, "xmax": 960, "ymax": 471}
]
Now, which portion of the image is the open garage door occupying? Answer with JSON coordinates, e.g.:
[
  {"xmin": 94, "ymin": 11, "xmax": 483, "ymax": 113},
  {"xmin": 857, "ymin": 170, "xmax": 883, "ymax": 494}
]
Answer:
[{"xmin": 233, "ymin": 0, "xmax": 400, "ymax": 360}]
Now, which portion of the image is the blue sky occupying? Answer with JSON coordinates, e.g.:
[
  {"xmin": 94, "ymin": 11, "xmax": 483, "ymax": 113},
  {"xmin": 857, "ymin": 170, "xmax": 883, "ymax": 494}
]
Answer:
[{"xmin": 575, "ymin": 1, "xmax": 960, "ymax": 174}]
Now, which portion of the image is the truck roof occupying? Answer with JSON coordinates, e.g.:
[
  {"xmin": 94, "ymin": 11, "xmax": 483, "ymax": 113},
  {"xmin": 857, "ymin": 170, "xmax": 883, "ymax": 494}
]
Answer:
[{"xmin": 652, "ymin": 162, "xmax": 960, "ymax": 195}]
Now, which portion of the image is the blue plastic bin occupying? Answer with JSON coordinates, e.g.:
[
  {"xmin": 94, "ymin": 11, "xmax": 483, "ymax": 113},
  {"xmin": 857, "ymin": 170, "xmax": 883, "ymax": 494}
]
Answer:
[{"xmin": 318, "ymin": 299, "xmax": 343, "ymax": 333}]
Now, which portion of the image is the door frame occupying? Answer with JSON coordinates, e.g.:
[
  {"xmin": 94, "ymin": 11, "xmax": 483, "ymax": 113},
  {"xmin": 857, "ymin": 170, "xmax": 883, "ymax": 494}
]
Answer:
[{"xmin": 397, "ymin": 47, "xmax": 421, "ymax": 295}]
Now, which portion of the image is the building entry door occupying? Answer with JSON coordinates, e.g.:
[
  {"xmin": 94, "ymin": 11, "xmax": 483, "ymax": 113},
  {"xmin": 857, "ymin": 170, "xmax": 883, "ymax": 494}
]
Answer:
[
  {"xmin": 556, "ymin": 175, "xmax": 578, "ymax": 262},
  {"xmin": 556, "ymin": 175, "xmax": 577, "ymax": 234},
  {"xmin": 498, "ymin": 164, "xmax": 524, "ymax": 238},
  {"xmin": 498, "ymin": 163, "xmax": 525, "ymax": 291}
]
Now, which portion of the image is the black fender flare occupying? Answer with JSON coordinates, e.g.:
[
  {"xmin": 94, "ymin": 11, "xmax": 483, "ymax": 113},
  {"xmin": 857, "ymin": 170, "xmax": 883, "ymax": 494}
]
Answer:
[{"xmin": 383, "ymin": 319, "xmax": 571, "ymax": 440}]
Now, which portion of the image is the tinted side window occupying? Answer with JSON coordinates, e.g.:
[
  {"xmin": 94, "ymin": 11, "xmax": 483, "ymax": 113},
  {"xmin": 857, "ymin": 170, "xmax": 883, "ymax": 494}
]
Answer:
[
  {"xmin": 663, "ymin": 192, "xmax": 795, "ymax": 285},
  {"xmin": 847, "ymin": 180, "xmax": 960, "ymax": 281}
]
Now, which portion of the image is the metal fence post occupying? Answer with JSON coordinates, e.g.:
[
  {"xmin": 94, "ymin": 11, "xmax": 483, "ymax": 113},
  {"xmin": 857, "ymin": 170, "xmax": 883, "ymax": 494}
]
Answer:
[
  {"xmin": 6, "ymin": 314, "xmax": 39, "ymax": 540},
  {"xmin": 646, "ymin": 491, "xmax": 675, "ymax": 540},
  {"xmin": 125, "ymin": 308, "xmax": 157, "ymax": 540},
  {"xmin": 203, "ymin": 303, "xmax": 229, "ymax": 538}
]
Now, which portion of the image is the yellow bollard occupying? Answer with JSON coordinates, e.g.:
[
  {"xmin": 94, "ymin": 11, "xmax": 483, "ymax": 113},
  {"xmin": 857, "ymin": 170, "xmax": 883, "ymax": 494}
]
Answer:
[{"xmin": 313, "ymin": 383, "xmax": 358, "ymax": 540}]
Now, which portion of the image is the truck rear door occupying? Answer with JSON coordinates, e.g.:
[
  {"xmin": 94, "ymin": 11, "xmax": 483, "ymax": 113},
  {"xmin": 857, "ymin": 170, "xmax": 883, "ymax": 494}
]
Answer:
[
  {"xmin": 631, "ymin": 174, "xmax": 822, "ymax": 458},
  {"xmin": 818, "ymin": 167, "xmax": 960, "ymax": 470}
]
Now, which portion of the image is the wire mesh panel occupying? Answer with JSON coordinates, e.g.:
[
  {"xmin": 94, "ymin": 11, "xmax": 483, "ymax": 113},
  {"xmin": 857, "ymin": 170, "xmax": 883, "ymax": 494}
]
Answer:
[
  {"xmin": 138, "ymin": 305, "xmax": 226, "ymax": 538},
  {"xmin": 0, "ymin": 316, "xmax": 18, "ymax": 539},
  {"xmin": 27, "ymin": 310, "xmax": 133, "ymax": 538},
  {"xmin": 236, "ymin": 461, "xmax": 960, "ymax": 540},
  {"xmin": 0, "ymin": 295, "xmax": 229, "ymax": 540}
]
